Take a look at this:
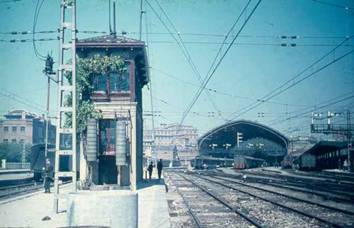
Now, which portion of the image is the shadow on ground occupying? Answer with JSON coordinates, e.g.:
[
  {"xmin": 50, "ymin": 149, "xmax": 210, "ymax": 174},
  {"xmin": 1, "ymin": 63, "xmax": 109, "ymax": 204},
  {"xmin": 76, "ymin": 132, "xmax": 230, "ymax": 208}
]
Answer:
[{"xmin": 138, "ymin": 178, "xmax": 166, "ymax": 190}]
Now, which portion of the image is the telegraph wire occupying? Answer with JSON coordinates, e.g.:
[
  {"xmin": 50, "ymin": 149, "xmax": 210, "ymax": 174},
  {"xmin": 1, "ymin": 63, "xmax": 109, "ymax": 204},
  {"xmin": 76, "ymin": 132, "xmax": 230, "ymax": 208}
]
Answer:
[
  {"xmin": 0, "ymin": 30, "xmax": 107, "ymax": 35},
  {"xmin": 2, "ymin": 38, "xmax": 354, "ymax": 48},
  {"xmin": 2, "ymin": 29, "xmax": 352, "ymax": 41},
  {"xmin": 311, "ymin": 0, "xmax": 353, "ymax": 10},
  {"xmin": 32, "ymin": 0, "xmax": 46, "ymax": 61},
  {"xmin": 0, "ymin": 38, "xmax": 57, "ymax": 43},
  {"xmin": 180, "ymin": 0, "xmax": 262, "ymax": 126},
  {"xmin": 0, "ymin": 0, "xmax": 22, "ymax": 3},
  {"xmin": 122, "ymin": 31, "xmax": 352, "ymax": 40},
  {"xmin": 0, "ymin": 90, "xmax": 46, "ymax": 113}
]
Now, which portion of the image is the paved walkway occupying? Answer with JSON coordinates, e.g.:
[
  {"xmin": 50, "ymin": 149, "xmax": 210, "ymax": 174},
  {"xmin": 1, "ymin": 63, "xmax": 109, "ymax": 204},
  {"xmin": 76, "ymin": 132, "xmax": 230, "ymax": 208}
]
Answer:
[
  {"xmin": 138, "ymin": 179, "xmax": 170, "ymax": 228},
  {"xmin": 0, "ymin": 184, "xmax": 69, "ymax": 227},
  {"xmin": 0, "ymin": 175, "xmax": 171, "ymax": 227}
]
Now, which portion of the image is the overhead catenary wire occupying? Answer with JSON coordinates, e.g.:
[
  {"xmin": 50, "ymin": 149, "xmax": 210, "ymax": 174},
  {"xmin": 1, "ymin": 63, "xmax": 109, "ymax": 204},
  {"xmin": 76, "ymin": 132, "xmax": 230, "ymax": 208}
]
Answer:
[
  {"xmin": 227, "ymin": 35, "xmax": 354, "ymax": 120},
  {"xmin": 267, "ymin": 92, "xmax": 354, "ymax": 127},
  {"xmin": 230, "ymin": 48, "xmax": 354, "ymax": 121},
  {"xmin": 146, "ymin": 0, "xmax": 226, "ymax": 121},
  {"xmin": 151, "ymin": 67, "xmax": 312, "ymax": 108},
  {"xmin": 180, "ymin": 0, "xmax": 262, "ymax": 127}
]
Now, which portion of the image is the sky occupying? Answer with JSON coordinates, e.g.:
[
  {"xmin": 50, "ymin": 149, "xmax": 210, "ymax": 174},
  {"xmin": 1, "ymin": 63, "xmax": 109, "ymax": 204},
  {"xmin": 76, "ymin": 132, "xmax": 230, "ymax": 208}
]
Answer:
[{"xmin": 0, "ymin": 0, "xmax": 353, "ymax": 138}]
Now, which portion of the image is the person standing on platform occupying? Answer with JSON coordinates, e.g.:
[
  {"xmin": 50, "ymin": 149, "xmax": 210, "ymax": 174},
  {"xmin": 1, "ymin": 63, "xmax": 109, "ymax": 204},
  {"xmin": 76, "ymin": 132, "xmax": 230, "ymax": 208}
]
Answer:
[
  {"xmin": 157, "ymin": 159, "xmax": 163, "ymax": 180},
  {"xmin": 43, "ymin": 158, "xmax": 53, "ymax": 193},
  {"xmin": 147, "ymin": 161, "xmax": 154, "ymax": 181}
]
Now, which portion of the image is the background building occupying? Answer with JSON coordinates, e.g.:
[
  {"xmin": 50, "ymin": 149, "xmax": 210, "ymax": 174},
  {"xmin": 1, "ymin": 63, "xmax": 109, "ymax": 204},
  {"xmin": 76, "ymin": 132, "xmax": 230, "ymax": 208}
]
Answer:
[
  {"xmin": 143, "ymin": 123, "xmax": 198, "ymax": 165},
  {"xmin": 197, "ymin": 120, "xmax": 288, "ymax": 167},
  {"xmin": 0, "ymin": 110, "xmax": 55, "ymax": 145}
]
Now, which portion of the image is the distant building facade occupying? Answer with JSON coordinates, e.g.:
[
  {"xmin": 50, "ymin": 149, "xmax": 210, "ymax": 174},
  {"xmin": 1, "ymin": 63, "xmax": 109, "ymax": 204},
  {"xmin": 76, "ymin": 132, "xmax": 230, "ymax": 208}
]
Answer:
[
  {"xmin": 143, "ymin": 124, "xmax": 198, "ymax": 163},
  {"xmin": 0, "ymin": 110, "xmax": 56, "ymax": 145}
]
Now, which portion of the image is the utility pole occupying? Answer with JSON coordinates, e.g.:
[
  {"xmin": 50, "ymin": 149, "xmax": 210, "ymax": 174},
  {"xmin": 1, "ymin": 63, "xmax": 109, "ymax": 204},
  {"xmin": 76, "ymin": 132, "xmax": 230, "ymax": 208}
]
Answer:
[
  {"xmin": 236, "ymin": 132, "xmax": 243, "ymax": 148},
  {"xmin": 139, "ymin": 0, "xmax": 144, "ymax": 40},
  {"xmin": 43, "ymin": 54, "xmax": 56, "ymax": 160},
  {"xmin": 347, "ymin": 110, "xmax": 352, "ymax": 170},
  {"xmin": 54, "ymin": 0, "xmax": 77, "ymax": 213}
]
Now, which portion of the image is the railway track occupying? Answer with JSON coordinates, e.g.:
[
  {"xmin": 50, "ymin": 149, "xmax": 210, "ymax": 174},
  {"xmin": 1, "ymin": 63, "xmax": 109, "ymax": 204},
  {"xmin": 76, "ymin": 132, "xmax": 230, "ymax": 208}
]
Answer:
[
  {"xmin": 298, "ymin": 170, "xmax": 354, "ymax": 183},
  {"xmin": 0, "ymin": 180, "xmax": 71, "ymax": 202},
  {"xmin": 165, "ymin": 171, "xmax": 261, "ymax": 227},
  {"xmin": 212, "ymin": 171, "xmax": 354, "ymax": 203},
  {"xmin": 208, "ymin": 174, "xmax": 354, "ymax": 214},
  {"xmin": 191, "ymin": 172, "xmax": 354, "ymax": 227},
  {"xmin": 218, "ymin": 170, "xmax": 354, "ymax": 200},
  {"xmin": 0, "ymin": 181, "xmax": 43, "ymax": 200},
  {"xmin": 166, "ymin": 171, "xmax": 338, "ymax": 227},
  {"xmin": 243, "ymin": 169, "xmax": 354, "ymax": 188}
]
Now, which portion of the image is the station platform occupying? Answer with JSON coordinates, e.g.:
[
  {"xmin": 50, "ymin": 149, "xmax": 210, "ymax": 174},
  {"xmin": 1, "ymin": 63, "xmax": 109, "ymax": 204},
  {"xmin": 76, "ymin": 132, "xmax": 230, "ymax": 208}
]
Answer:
[
  {"xmin": 0, "ymin": 169, "xmax": 31, "ymax": 174},
  {"xmin": 0, "ymin": 172, "xmax": 34, "ymax": 187},
  {"xmin": 0, "ymin": 172, "xmax": 170, "ymax": 227},
  {"xmin": 0, "ymin": 172, "xmax": 33, "ymax": 181}
]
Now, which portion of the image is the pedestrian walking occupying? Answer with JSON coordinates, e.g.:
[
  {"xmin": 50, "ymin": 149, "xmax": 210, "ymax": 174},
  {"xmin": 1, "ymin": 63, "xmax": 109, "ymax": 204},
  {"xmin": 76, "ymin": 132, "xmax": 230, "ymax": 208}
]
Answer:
[
  {"xmin": 147, "ymin": 161, "xmax": 154, "ymax": 181},
  {"xmin": 157, "ymin": 159, "xmax": 163, "ymax": 180},
  {"xmin": 43, "ymin": 158, "xmax": 53, "ymax": 193}
]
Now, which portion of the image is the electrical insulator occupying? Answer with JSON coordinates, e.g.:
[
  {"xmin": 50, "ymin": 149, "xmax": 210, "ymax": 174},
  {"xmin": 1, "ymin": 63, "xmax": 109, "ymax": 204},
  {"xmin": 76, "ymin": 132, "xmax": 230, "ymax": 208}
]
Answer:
[{"xmin": 44, "ymin": 55, "xmax": 54, "ymax": 75}]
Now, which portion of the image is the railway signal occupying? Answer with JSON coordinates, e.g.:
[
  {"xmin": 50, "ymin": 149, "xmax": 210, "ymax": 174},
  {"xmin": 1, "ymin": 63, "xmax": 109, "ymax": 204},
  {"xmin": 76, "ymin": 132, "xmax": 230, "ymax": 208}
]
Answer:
[
  {"xmin": 311, "ymin": 110, "xmax": 353, "ymax": 171},
  {"xmin": 236, "ymin": 132, "xmax": 243, "ymax": 148}
]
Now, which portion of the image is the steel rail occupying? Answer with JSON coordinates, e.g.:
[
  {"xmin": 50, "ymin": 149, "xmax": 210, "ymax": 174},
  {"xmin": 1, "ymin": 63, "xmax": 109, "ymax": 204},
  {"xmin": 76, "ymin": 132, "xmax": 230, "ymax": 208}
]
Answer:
[
  {"xmin": 223, "ymin": 170, "xmax": 354, "ymax": 199},
  {"xmin": 0, "ymin": 182, "xmax": 37, "ymax": 191},
  {"xmin": 262, "ymin": 169, "xmax": 354, "ymax": 185},
  {"xmin": 0, "ymin": 181, "xmax": 71, "ymax": 200},
  {"xmin": 166, "ymin": 173, "xmax": 203, "ymax": 228},
  {"xmin": 177, "ymin": 173, "xmax": 263, "ymax": 228},
  {"xmin": 193, "ymin": 173, "xmax": 351, "ymax": 228},
  {"xmin": 240, "ymin": 170, "xmax": 354, "ymax": 188},
  {"xmin": 212, "ymin": 172, "xmax": 354, "ymax": 203},
  {"xmin": 209, "ymin": 174, "xmax": 354, "ymax": 216}
]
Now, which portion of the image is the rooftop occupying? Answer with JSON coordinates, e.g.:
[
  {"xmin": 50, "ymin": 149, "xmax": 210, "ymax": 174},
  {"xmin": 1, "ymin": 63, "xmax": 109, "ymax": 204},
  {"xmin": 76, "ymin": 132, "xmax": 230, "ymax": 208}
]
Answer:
[
  {"xmin": 3, "ymin": 110, "xmax": 39, "ymax": 120},
  {"xmin": 76, "ymin": 34, "xmax": 145, "ymax": 48}
]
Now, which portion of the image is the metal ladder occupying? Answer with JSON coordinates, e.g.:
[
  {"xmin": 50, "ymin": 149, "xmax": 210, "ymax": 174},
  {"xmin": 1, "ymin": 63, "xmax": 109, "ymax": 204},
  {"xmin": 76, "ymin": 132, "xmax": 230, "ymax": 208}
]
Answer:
[{"xmin": 54, "ymin": 0, "xmax": 77, "ymax": 213}]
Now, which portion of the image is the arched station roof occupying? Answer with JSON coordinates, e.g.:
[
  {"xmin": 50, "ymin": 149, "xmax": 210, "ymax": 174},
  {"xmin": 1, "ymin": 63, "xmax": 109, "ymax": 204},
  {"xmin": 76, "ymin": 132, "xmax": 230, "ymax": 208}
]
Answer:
[{"xmin": 198, "ymin": 120, "xmax": 289, "ymax": 152}]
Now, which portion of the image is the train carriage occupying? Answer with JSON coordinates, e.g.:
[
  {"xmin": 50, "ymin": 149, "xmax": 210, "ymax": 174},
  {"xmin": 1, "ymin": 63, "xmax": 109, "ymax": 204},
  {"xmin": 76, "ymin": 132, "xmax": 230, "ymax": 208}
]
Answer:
[{"xmin": 234, "ymin": 155, "xmax": 265, "ymax": 169}]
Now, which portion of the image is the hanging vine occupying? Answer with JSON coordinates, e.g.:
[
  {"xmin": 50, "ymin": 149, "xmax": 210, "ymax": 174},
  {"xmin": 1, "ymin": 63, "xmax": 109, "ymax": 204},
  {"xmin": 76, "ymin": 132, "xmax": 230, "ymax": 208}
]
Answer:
[{"xmin": 64, "ymin": 54, "xmax": 127, "ymax": 133}]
